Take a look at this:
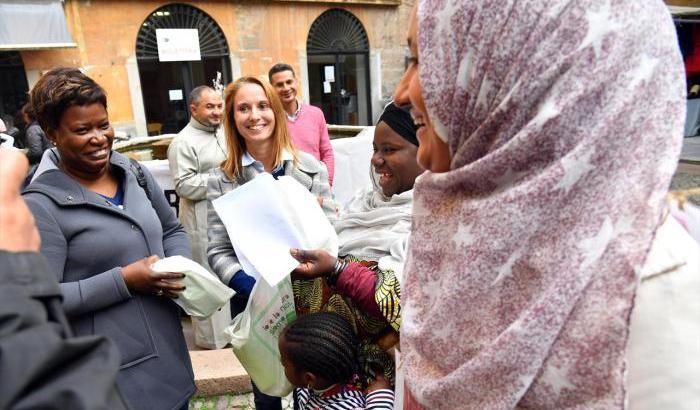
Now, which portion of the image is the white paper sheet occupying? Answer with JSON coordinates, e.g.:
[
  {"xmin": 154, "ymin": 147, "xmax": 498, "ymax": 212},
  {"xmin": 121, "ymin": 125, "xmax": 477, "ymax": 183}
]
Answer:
[
  {"xmin": 324, "ymin": 65, "xmax": 335, "ymax": 82},
  {"xmin": 168, "ymin": 89, "xmax": 183, "ymax": 101},
  {"xmin": 212, "ymin": 173, "xmax": 337, "ymax": 286}
]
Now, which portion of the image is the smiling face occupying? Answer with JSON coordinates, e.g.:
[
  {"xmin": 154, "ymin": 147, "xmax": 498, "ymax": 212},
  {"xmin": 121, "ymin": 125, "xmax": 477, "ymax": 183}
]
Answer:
[
  {"xmin": 394, "ymin": 5, "xmax": 451, "ymax": 173},
  {"xmin": 232, "ymin": 83, "xmax": 276, "ymax": 148},
  {"xmin": 270, "ymin": 70, "xmax": 298, "ymax": 107},
  {"xmin": 48, "ymin": 103, "xmax": 114, "ymax": 178},
  {"xmin": 372, "ymin": 121, "xmax": 424, "ymax": 197},
  {"xmin": 190, "ymin": 88, "xmax": 223, "ymax": 127}
]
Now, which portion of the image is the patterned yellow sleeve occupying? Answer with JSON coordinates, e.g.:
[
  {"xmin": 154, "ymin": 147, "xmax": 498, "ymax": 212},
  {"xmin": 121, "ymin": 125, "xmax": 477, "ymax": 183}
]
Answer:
[{"xmin": 374, "ymin": 268, "xmax": 401, "ymax": 332}]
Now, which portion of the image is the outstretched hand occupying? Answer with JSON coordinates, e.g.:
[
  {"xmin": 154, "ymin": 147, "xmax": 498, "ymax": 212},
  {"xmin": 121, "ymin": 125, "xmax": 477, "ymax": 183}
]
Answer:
[{"xmin": 289, "ymin": 248, "xmax": 336, "ymax": 280}]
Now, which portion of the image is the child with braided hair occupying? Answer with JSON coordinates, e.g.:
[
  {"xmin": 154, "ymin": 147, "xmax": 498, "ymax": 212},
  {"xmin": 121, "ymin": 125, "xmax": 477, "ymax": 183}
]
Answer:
[{"xmin": 278, "ymin": 312, "xmax": 394, "ymax": 409}]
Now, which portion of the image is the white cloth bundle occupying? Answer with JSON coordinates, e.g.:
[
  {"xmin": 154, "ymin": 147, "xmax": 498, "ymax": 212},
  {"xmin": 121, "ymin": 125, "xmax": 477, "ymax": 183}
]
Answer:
[
  {"xmin": 626, "ymin": 215, "xmax": 700, "ymax": 410},
  {"xmin": 669, "ymin": 197, "xmax": 700, "ymax": 244},
  {"xmin": 151, "ymin": 255, "xmax": 234, "ymax": 317},
  {"xmin": 335, "ymin": 168, "xmax": 413, "ymax": 283}
]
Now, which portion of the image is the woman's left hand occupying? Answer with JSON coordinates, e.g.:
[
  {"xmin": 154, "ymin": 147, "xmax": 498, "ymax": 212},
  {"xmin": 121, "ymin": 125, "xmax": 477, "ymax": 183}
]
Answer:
[
  {"xmin": 290, "ymin": 248, "xmax": 335, "ymax": 280},
  {"xmin": 122, "ymin": 255, "xmax": 185, "ymax": 298}
]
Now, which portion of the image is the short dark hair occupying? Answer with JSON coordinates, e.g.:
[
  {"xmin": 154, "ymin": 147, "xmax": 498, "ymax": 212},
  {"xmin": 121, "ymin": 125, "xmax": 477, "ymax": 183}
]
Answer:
[
  {"xmin": 29, "ymin": 67, "xmax": 107, "ymax": 132},
  {"xmin": 21, "ymin": 102, "xmax": 35, "ymax": 122},
  {"xmin": 189, "ymin": 85, "xmax": 216, "ymax": 106},
  {"xmin": 268, "ymin": 63, "xmax": 295, "ymax": 83},
  {"xmin": 281, "ymin": 312, "xmax": 359, "ymax": 385}
]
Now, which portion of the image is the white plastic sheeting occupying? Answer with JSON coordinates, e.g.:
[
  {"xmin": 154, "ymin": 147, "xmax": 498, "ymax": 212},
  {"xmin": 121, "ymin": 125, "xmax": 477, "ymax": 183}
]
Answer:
[{"xmin": 669, "ymin": 5, "xmax": 700, "ymax": 16}]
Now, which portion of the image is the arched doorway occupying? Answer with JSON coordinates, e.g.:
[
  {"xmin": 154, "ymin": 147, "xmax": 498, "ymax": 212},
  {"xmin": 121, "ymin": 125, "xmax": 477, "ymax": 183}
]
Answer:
[
  {"xmin": 136, "ymin": 4, "xmax": 231, "ymax": 135},
  {"xmin": 307, "ymin": 9, "xmax": 371, "ymax": 126},
  {"xmin": 0, "ymin": 51, "xmax": 29, "ymax": 131}
]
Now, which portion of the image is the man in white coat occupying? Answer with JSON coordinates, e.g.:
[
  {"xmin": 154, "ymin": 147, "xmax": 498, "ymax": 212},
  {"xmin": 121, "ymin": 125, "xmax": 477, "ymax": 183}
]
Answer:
[{"xmin": 168, "ymin": 85, "xmax": 228, "ymax": 349}]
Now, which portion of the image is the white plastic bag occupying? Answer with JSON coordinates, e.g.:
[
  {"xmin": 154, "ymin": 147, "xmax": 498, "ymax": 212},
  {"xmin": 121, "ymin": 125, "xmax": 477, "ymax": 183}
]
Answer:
[
  {"xmin": 224, "ymin": 276, "xmax": 296, "ymax": 397},
  {"xmin": 151, "ymin": 255, "xmax": 234, "ymax": 318},
  {"xmin": 191, "ymin": 304, "xmax": 232, "ymax": 349}
]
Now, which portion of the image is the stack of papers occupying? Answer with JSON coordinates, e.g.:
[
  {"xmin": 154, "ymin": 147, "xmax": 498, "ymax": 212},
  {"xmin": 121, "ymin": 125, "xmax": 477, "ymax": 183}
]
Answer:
[{"xmin": 212, "ymin": 173, "xmax": 338, "ymax": 286}]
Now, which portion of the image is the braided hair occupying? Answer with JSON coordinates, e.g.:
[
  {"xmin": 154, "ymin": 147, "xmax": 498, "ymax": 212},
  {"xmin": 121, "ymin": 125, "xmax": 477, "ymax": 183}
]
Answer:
[{"xmin": 281, "ymin": 312, "xmax": 360, "ymax": 385}]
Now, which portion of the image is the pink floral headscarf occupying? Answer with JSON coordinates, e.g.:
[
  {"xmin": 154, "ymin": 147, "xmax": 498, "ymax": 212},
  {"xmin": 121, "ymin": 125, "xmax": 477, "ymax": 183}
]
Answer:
[{"xmin": 401, "ymin": 0, "xmax": 685, "ymax": 408}]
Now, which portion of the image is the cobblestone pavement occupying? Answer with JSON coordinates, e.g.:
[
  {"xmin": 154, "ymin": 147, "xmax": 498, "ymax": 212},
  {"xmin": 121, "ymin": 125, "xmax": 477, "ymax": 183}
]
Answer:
[
  {"xmin": 680, "ymin": 136, "xmax": 700, "ymax": 162},
  {"xmin": 191, "ymin": 393, "xmax": 293, "ymax": 410},
  {"xmin": 672, "ymin": 162, "xmax": 700, "ymax": 205}
]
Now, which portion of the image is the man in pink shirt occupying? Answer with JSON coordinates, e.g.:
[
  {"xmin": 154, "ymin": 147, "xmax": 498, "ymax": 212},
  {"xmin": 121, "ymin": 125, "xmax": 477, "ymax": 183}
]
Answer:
[{"xmin": 269, "ymin": 63, "xmax": 334, "ymax": 184}]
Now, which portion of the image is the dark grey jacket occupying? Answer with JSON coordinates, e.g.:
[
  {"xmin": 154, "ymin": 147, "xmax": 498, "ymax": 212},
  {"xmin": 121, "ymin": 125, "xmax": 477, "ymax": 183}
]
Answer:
[
  {"xmin": 23, "ymin": 150, "xmax": 195, "ymax": 410},
  {"xmin": 0, "ymin": 251, "xmax": 127, "ymax": 410},
  {"xmin": 25, "ymin": 122, "xmax": 51, "ymax": 165}
]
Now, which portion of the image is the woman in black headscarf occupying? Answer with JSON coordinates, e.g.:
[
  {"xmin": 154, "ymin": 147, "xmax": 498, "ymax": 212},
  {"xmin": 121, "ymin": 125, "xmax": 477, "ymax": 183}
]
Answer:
[{"xmin": 289, "ymin": 102, "xmax": 423, "ymax": 387}]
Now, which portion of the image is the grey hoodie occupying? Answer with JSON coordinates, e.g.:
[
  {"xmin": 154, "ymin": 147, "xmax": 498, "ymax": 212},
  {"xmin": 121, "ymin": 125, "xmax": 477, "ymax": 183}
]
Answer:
[{"xmin": 23, "ymin": 149, "xmax": 195, "ymax": 410}]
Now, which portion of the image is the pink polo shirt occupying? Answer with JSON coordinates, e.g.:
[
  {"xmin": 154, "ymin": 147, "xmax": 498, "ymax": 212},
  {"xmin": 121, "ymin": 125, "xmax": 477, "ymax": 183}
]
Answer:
[{"xmin": 286, "ymin": 103, "xmax": 335, "ymax": 184}]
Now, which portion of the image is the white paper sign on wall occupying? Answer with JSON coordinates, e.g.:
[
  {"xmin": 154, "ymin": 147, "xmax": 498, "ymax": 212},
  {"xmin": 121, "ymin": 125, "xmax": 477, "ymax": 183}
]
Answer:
[
  {"xmin": 156, "ymin": 29, "xmax": 201, "ymax": 62},
  {"xmin": 324, "ymin": 65, "xmax": 335, "ymax": 82},
  {"xmin": 169, "ymin": 89, "xmax": 183, "ymax": 101}
]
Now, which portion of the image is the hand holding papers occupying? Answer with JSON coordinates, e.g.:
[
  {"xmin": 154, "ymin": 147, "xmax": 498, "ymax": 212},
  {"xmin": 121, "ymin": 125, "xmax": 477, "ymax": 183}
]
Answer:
[{"xmin": 212, "ymin": 173, "xmax": 338, "ymax": 286}]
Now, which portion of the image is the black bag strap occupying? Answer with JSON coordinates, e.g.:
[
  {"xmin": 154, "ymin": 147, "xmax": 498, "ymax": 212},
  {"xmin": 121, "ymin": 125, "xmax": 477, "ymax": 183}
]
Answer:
[{"xmin": 128, "ymin": 158, "xmax": 152, "ymax": 201}]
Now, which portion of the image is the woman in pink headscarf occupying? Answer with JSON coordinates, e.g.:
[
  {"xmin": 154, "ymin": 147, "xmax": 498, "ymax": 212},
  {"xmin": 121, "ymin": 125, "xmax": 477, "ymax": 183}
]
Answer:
[{"xmin": 393, "ymin": 0, "xmax": 685, "ymax": 408}]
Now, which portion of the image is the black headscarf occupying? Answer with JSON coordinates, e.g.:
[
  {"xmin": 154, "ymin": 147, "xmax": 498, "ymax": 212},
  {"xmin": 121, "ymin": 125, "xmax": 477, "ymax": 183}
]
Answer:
[{"xmin": 378, "ymin": 102, "xmax": 419, "ymax": 146}]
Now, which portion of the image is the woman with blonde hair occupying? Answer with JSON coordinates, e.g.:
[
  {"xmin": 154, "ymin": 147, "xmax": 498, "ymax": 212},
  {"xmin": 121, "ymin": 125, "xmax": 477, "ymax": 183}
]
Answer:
[
  {"xmin": 206, "ymin": 76, "xmax": 335, "ymax": 410},
  {"xmin": 219, "ymin": 77, "xmax": 296, "ymax": 180}
]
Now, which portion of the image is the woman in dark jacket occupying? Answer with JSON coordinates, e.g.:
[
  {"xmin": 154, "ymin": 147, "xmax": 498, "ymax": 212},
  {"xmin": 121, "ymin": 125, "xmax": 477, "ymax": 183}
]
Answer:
[
  {"xmin": 22, "ymin": 103, "xmax": 51, "ymax": 165},
  {"xmin": 1, "ymin": 149, "xmax": 127, "ymax": 410},
  {"xmin": 23, "ymin": 67, "xmax": 195, "ymax": 410}
]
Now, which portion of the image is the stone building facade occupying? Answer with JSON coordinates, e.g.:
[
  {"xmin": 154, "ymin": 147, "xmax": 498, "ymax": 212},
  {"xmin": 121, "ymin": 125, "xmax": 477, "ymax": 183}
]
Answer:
[{"xmin": 1, "ymin": 0, "xmax": 413, "ymax": 137}]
